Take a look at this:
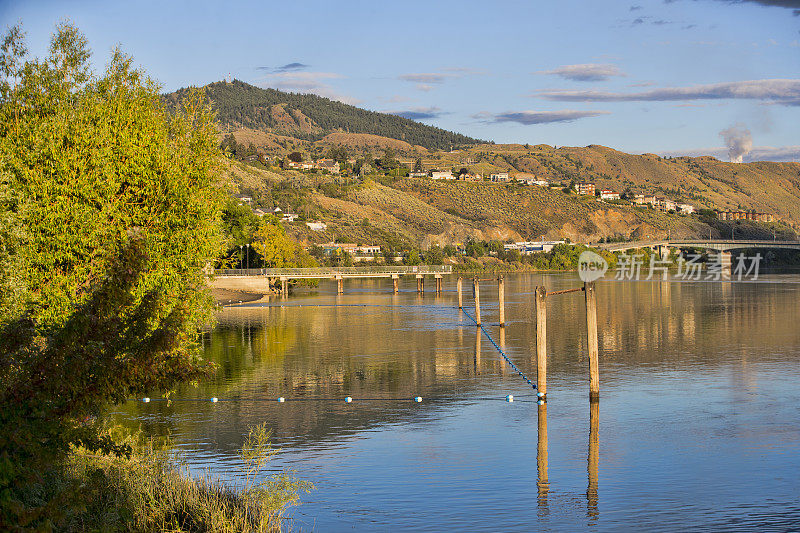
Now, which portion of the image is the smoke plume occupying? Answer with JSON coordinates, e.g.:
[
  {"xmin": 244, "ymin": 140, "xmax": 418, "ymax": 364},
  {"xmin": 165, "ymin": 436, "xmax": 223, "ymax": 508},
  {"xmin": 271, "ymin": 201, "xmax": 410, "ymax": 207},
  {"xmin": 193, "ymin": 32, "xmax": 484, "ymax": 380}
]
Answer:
[{"xmin": 719, "ymin": 124, "xmax": 753, "ymax": 163}]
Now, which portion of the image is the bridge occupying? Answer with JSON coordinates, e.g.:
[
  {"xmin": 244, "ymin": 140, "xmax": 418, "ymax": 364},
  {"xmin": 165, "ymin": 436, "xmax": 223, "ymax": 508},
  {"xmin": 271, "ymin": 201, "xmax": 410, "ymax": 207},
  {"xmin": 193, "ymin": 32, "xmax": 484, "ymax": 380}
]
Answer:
[
  {"xmin": 214, "ymin": 265, "xmax": 453, "ymax": 294},
  {"xmin": 598, "ymin": 239, "xmax": 800, "ymax": 253}
]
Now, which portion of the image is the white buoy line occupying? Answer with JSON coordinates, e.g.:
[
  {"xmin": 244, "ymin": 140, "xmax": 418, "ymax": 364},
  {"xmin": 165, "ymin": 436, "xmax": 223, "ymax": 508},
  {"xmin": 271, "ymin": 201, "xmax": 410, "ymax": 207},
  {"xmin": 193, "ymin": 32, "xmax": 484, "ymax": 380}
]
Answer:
[{"xmin": 138, "ymin": 394, "xmax": 542, "ymax": 404}]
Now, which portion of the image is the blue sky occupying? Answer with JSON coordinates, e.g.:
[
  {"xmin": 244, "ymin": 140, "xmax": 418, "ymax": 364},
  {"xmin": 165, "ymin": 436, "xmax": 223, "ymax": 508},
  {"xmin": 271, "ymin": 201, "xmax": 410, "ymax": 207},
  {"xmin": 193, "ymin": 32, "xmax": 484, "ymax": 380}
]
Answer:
[{"xmin": 3, "ymin": 0, "xmax": 799, "ymax": 161}]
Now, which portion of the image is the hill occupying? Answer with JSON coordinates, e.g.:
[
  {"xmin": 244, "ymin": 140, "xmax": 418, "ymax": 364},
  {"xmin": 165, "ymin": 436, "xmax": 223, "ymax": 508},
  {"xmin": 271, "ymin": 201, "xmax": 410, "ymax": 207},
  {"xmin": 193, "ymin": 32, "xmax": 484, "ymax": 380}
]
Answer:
[
  {"xmin": 220, "ymin": 160, "xmax": 796, "ymax": 253},
  {"xmin": 164, "ymin": 80, "xmax": 486, "ymax": 150}
]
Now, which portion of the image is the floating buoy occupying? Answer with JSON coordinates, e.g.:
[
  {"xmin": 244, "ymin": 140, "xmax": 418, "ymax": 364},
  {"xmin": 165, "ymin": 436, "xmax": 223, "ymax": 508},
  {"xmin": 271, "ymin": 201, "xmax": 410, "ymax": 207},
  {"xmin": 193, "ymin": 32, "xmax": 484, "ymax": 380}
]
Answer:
[
  {"xmin": 210, "ymin": 397, "xmax": 218, "ymax": 403},
  {"xmin": 506, "ymin": 395, "xmax": 514, "ymax": 402},
  {"xmin": 344, "ymin": 396, "xmax": 353, "ymax": 403},
  {"xmin": 142, "ymin": 397, "xmax": 150, "ymax": 403},
  {"xmin": 537, "ymin": 392, "xmax": 545, "ymax": 398},
  {"xmin": 414, "ymin": 396, "xmax": 423, "ymax": 403},
  {"xmin": 277, "ymin": 397, "xmax": 285, "ymax": 403},
  {"xmin": 537, "ymin": 400, "xmax": 545, "ymax": 405}
]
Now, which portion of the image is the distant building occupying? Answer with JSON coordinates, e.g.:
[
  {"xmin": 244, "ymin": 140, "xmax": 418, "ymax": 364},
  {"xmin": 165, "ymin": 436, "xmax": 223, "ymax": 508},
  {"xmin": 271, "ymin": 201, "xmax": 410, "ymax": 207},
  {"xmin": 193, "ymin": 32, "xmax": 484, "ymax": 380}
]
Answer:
[
  {"xmin": 677, "ymin": 203, "xmax": 695, "ymax": 214},
  {"xmin": 574, "ymin": 182, "xmax": 596, "ymax": 196},
  {"xmin": 504, "ymin": 240, "xmax": 567, "ymax": 254},
  {"xmin": 430, "ymin": 171, "xmax": 455, "ymax": 180},
  {"xmin": 599, "ymin": 190, "xmax": 620, "ymax": 201},
  {"xmin": 409, "ymin": 171, "xmax": 428, "ymax": 178},
  {"xmin": 315, "ymin": 159, "xmax": 340, "ymax": 174},
  {"xmin": 457, "ymin": 173, "xmax": 482, "ymax": 181},
  {"xmin": 632, "ymin": 194, "xmax": 646, "ymax": 205},
  {"xmin": 306, "ymin": 221, "xmax": 327, "ymax": 231},
  {"xmin": 715, "ymin": 210, "xmax": 774, "ymax": 223},
  {"xmin": 321, "ymin": 242, "xmax": 382, "ymax": 262},
  {"xmin": 490, "ymin": 172, "xmax": 510, "ymax": 182},
  {"xmin": 235, "ymin": 194, "xmax": 253, "ymax": 206}
]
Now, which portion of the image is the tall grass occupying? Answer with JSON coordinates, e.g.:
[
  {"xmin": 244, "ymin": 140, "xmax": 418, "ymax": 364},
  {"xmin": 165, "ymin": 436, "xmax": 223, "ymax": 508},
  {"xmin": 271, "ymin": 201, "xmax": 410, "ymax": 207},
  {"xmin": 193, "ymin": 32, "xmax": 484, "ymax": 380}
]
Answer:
[{"xmin": 53, "ymin": 424, "xmax": 312, "ymax": 532}]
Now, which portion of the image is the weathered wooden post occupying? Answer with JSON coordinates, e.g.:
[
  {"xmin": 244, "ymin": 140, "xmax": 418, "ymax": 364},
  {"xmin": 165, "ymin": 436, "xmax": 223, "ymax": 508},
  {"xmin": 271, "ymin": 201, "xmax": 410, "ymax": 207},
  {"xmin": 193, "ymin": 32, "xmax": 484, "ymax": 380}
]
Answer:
[
  {"xmin": 499, "ymin": 325, "xmax": 507, "ymax": 375},
  {"xmin": 416, "ymin": 274, "xmax": 424, "ymax": 294},
  {"xmin": 281, "ymin": 278, "xmax": 288, "ymax": 296},
  {"xmin": 535, "ymin": 286, "xmax": 547, "ymax": 397},
  {"xmin": 585, "ymin": 281, "xmax": 599, "ymax": 401},
  {"xmin": 473, "ymin": 277, "xmax": 481, "ymax": 326},
  {"xmin": 435, "ymin": 274, "xmax": 442, "ymax": 293},
  {"xmin": 457, "ymin": 277, "xmax": 463, "ymax": 309},
  {"xmin": 474, "ymin": 324, "xmax": 481, "ymax": 372},
  {"xmin": 336, "ymin": 276, "xmax": 343, "ymax": 294},
  {"xmin": 392, "ymin": 274, "xmax": 399, "ymax": 294},
  {"xmin": 498, "ymin": 276, "xmax": 505, "ymax": 327},
  {"xmin": 587, "ymin": 400, "xmax": 599, "ymax": 519}
]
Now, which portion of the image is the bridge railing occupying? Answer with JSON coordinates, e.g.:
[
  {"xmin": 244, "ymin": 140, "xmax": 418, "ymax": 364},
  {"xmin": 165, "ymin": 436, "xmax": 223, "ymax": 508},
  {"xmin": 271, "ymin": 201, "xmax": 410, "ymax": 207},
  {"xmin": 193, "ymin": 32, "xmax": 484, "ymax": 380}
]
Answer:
[{"xmin": 215, "ymin": 265, "xmax": 453, "ymax": 277}]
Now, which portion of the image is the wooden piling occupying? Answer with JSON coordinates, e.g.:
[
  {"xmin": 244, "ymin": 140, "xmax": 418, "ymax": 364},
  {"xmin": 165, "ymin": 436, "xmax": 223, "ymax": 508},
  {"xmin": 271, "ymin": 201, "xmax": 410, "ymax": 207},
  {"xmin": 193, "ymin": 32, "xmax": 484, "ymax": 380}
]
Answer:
[
  {"xmin": 281, "ymin": 278, "xmax": 288, "ymax": 295},
  {"xmin": 392, "ymin": 275, "xmax": 399, "ymax": 293},
  {"xmin": 473, "ymin": 278, "xmax": 481, "ymax": 326},
  {"xmin": 498, "ymin": 276, "xmax": 505, "ymax": 327},
  {"xmin": 535, "ymin": 286, "xmax": 547, "ymax": 397},
  {"xmin": 435, "ymin": 274, "xmax": 442, "ymax": 293},
  {"xmin": 336, "ymin": 276, "xmax": 343, "ymax": 294},
  {"xmin": 585, "ymin": 281, "xmax": 599, "ymax": 400},
  {"xmin": 416, "ymin": 275, "xmax": 423, "ymax": 293},
  {"xmin": 457, "ymin": 277, "xmax": 463, "ymax": 309}
]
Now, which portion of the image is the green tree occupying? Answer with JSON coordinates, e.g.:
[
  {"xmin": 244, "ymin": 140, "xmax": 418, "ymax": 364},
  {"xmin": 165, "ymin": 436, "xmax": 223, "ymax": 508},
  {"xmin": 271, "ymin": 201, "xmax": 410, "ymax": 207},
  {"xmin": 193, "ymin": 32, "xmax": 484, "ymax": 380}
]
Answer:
[
  {"xmin": 425, "ymin": 245, "xmax": 444, "ymax": 265},
  {"xmin": 287, "ymin": 151, "xmax": 303, "ymax": 163},
  {"xmin": 413, "ymin": 157, "xmax": 423, "ymax": 173},
  {"xmin": 404, "ymin": 250, "xmax": 422, "ymax": 265},
  {"xmin": 0, "ymin": 24, "xmax": 226, "ymax": 526}
]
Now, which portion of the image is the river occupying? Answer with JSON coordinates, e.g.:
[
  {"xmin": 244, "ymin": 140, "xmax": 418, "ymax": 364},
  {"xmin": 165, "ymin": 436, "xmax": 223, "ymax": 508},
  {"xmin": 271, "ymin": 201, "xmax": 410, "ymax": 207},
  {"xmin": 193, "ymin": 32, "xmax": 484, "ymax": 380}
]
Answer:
[{"xmin": 115, "ymin": 273, "xmax": 800, "ymax": 531}]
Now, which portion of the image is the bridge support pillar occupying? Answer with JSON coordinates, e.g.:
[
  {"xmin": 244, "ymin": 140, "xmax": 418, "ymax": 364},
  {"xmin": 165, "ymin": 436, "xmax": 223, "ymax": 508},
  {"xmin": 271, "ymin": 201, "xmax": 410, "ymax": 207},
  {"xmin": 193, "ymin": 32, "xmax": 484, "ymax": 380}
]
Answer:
[
  {"xmin": 280, "ymin": 277, "xmax": 288, "ymax": 296},
  {"xmin": 720, "ymin": 251, "xmax": 732, "ymax": 272},
  {"xmin": 435, "ymin": 274, "xmax": 442, "ymax": 293},
  {"xmin": 657, "ymin": 245, "xmax": 670, "ymax": 261},
  {"xmin": 336, "ymin": 276, "xmax": 343, "ymax": 294},
  {"xmin": 392, "ymin": 274, "xmax": 399, "ymax": 293},
  {"xmin": 416, "ymin": 274, "xmax": 424, "ymax": 294}
]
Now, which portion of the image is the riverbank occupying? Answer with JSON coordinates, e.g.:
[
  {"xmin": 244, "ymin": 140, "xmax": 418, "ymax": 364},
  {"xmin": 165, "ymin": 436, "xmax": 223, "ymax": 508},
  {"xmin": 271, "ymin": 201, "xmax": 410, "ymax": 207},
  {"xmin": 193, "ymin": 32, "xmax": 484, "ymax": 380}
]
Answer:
[{"xmin": 213, "ymin": 287, "xmax": 270, "ymax": 306}]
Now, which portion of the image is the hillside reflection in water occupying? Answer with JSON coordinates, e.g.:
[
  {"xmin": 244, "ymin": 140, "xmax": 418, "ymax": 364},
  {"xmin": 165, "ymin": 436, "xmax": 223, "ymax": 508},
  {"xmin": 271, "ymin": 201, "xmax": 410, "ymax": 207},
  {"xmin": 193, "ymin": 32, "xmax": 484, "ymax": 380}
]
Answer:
[{"xmin": 115, "ymin": 274, "xmax": 800, "ymax": 531}]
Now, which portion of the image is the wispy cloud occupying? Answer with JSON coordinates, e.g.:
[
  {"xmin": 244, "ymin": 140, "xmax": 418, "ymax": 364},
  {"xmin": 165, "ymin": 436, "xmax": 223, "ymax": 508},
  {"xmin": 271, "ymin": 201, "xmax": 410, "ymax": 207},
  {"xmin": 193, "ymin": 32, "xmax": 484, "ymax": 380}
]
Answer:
[
  {"xmin": 397, "ymin": 68, "xmax": 483, "ymax": 91},
  {"xmin": 257, "ymin": 71, "xmax": 360, "ymax": 105},
  {"xmin": 539, "ymin": 63, "xmax": 625, "ymax": 82},
  {"xmin": 390, "ymin": 106, "xmax": 447, "ymax": 120},
  {"xmin": 703, "ymin": 0, "xmax": 800, "ymax": 16},
  {"xmin": 257, "ymin": 62, "xmax": 310, "ymax": 72},
  {"xmin": 474, "ymin": 109, "xmax": 610, "ymax": 125},
  {"xmin": 534, "ymin": 79, "xmax": 800, "ymax": 105}
]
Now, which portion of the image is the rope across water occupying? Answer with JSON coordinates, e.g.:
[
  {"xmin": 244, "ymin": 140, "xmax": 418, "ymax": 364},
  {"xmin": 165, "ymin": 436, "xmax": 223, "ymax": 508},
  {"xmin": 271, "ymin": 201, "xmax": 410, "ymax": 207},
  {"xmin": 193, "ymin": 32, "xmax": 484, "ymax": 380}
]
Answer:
[{"xmin": 460, "ymin": 307, "xmax": 537, "ymax": 390}]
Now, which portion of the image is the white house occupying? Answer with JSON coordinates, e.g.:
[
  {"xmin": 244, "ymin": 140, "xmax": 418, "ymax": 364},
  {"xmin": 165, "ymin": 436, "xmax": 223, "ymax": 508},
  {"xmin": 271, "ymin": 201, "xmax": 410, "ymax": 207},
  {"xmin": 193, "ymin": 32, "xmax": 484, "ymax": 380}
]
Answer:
[
  {"xmin": 430, "ymin": 171, "xmax": 455, "ymax": 180},
  {"xmin": 306, "ymin": 221, "xmax": 327, "ymax": 231},
  {"xmin": 490, "ymin": 173, "xmax": 510, "ymax": 182},
  {"xmin": 678, "ymin": 203, "xmax": 695, "ymax": 214},
  {"xmin": 599, "ymin": 190, "xmax": 620, "ymax": 201}
]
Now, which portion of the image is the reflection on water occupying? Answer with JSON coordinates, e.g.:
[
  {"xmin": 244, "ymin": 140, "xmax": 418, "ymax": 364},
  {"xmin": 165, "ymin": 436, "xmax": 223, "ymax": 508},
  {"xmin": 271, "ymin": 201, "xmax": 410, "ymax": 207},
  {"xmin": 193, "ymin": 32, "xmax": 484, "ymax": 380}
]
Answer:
[{"xmin": 115, "ymin": 274, "xmax": 800, "ymax": 531}]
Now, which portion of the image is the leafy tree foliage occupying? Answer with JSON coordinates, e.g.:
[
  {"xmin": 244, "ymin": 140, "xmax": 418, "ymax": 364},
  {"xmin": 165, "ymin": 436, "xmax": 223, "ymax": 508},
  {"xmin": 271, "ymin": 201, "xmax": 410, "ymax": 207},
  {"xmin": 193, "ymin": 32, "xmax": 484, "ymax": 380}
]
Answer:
[
  {"xmin": 287, "ymin": 151, "xmax": 303, "ymax": 163},
  {"xmin": 164, "ymin": 80, "xmax": 486, "ymax": 150},
  {"xmin": 0, "ymin": 24, "xmax": 225, "ymax": 527},
  {"xmin": 252, "ymin": 220, "xmax": 317, "ymax": 268}
]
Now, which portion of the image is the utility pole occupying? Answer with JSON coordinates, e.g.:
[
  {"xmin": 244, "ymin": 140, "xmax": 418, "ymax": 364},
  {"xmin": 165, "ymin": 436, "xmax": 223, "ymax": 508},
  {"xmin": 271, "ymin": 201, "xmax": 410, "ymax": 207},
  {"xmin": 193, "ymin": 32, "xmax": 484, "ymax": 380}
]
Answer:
[
  {"xmin": 239, "ymin": 244, "xmax": 243, "ymax": 269},
  {"xmin": 246, "ymin": 243, "xmax": 250, "ymax": 269}
]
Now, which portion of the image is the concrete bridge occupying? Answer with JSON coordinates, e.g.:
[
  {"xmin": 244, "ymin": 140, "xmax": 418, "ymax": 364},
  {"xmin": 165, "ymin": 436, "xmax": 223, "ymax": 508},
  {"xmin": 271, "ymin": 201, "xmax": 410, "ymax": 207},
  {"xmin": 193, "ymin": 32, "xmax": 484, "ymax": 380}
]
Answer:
[
  {"xmin": 598, "ymin": 239, "xmax": 800, "ymax": 253},
  {"xmin": 214, "ymin": 266, "xmax": 453, "ymax": 294}
]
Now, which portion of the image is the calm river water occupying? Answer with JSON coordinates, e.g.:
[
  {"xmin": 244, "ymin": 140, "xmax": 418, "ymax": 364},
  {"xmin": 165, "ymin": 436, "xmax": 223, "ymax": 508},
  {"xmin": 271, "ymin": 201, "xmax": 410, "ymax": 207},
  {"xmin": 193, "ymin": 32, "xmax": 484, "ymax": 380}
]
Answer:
[{"xmin": 116, "ymin": 273, "xmax": 800, "ymax": 531}]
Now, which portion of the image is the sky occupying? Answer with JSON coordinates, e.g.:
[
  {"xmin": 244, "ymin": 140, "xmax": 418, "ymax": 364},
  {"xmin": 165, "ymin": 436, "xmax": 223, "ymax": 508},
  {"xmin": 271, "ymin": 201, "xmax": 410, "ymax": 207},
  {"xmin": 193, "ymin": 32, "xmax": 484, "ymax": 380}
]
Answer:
[{"xmin": 2, "ymin": 0, "xmax": 799, "ymax": 161}]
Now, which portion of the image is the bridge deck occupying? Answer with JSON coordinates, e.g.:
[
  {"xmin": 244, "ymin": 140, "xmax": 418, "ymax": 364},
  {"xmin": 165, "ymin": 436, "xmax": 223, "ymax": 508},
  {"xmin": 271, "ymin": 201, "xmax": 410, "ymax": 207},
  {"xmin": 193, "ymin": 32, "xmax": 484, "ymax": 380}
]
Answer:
[
  {"xmin": 216, "ymin": 266, "xmax": 453, "ymax": 279},
  {"xmin": 599, "ymin": 240, "xmax": 800, "ymax": 252}
]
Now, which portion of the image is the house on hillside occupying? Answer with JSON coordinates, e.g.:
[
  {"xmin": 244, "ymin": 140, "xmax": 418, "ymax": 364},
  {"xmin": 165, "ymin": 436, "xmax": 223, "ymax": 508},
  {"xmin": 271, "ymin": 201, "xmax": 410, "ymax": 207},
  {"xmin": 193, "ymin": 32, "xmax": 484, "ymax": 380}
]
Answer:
[
  {"xmin": 306, "ymin": 221, "xmax": 328, "ymax": 231},
  {"xmin": 504, "ymin": 240, "xmax": 567, "ymax": 254},
  {"xmin": 677, "ymin": 203, "xmax": 695, "ymax": 214},
  {"xmin": 599, "ymin": 190, "xmax": 620, "ymax": 201},
  {"xmin": 409, "ymin": 171, "xmax": 428, "ymax": 178},
  {"xmin": 574, "ymin": 182, "xmax": 596, "ymax": 196},
  {"xmin": 431, "ymin": 171, "xmax": 455, "ymax": 180},
  {"xmin": 315, "ymin": 159, "xmax": 340, "ymax": 174},
  {"xmin": 490, "ymin": 172, "xmax": 510, "ymax": 182}
]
